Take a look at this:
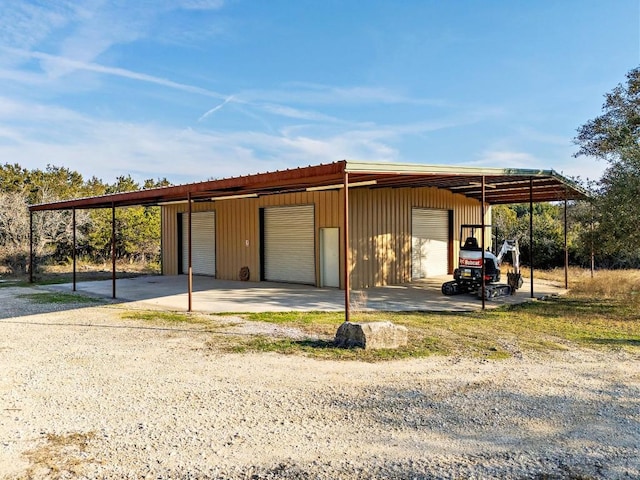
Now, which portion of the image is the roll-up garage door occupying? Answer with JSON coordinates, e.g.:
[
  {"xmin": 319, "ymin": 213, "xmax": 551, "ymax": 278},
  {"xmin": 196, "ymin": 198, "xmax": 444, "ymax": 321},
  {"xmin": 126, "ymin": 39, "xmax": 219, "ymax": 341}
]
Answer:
[
  {"xmin": 411, "ymin": 208, "xmax": 449, "ymax": 279},
  {"xmin": 264, "ymin": 205, "xmax": 315, "ymax": 284},
  {"xmin": 181, "ymin": 211, "xmax": 216, "ymax": 276}
]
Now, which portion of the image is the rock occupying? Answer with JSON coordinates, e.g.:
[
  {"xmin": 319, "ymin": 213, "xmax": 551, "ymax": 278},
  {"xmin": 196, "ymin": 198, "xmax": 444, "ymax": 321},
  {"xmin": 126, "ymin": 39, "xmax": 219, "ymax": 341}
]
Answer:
[{"xmin": 334, "ymin": 321, "xmax": 408, "ymax": 349}]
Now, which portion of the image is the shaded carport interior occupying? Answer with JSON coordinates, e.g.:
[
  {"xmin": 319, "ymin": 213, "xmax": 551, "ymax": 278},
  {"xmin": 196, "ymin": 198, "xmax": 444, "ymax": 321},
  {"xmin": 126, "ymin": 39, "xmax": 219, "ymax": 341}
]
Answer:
[{"xmin": 28, "ymin": 160, "xmax": 589, "ymax": 314}]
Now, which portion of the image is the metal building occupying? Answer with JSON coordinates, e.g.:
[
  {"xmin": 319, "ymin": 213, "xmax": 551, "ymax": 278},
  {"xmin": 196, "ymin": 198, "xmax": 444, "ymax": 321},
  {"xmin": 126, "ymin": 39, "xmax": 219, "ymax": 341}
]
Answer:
[{"xmin": 28, "ymin": 160, "xmax": 588, "ymax": 313}]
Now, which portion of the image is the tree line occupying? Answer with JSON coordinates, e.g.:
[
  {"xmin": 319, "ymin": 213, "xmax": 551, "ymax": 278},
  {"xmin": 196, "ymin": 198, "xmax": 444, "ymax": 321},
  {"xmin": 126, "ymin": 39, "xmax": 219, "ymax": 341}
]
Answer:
[
  {"xmin": 2, "ymin": 67, "xmax": 640, "ymax": 275},
  {"xmin": 0, "ymin": 163, "xmax": 169, "ymax": 274}
]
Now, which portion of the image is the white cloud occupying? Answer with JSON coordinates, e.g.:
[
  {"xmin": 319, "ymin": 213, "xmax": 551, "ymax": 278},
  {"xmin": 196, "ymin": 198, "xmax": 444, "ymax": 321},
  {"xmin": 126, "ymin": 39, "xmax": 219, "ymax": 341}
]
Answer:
[
  {"xmin": 258, "ymin": 104, "xmax": 346, "ymax": 123},
  {"xmin": 3, "ymin": 47, "xmax": 229, "ymax": 100},
  {"xmin": 0, "ymin": 97, "xmax": 399, "ymax": 183},
  {"xmin": 0, "ymin": 1, "xmax": 74, "ymax": 53},
  {"xmin": 473, "ymin": 150, "xmax": 538, "ymax": 168},
  {"xmin": 0, "ymin": 1, "xmax": 226, "ymax": 76},
  {"xmin": 238, "ymin": 83, "xmax": 447, "ymax": 107}
]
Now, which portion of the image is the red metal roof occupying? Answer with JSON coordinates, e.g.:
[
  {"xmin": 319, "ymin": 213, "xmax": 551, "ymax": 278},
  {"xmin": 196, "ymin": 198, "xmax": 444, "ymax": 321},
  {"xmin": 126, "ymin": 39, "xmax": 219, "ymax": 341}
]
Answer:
[{"xmin": 29, "ymin": 160, "xmax": 588, "ymax": 211}]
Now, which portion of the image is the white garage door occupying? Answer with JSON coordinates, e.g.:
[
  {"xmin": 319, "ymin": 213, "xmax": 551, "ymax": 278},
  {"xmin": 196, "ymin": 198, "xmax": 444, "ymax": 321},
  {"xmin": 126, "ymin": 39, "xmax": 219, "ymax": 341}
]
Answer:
[
  {"xmin": 182, "ymin": 211, "xmax": 216, "ymax": 276},
  {"xmin": 411, "ymin": 208, "xmax": 449, "ymax": 279},
  {"xmin": 264, "ymin": 205, "xmax": 315, "ymax": 284}
]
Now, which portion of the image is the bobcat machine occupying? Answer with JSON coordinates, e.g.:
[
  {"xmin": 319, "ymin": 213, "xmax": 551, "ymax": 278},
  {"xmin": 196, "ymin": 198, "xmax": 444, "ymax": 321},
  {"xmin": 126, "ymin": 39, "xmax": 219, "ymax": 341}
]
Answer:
[{"xmin": 441, "ymin": 224, "xmax": 523, "ymax": 299}]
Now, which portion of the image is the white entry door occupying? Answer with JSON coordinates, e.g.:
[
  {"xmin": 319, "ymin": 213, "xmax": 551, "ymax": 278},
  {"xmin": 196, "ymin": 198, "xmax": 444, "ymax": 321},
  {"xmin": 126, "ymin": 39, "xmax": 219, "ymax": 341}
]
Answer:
[{"xmin": 320, "ymin": 227, "xmax": 340, "ymax": 287}]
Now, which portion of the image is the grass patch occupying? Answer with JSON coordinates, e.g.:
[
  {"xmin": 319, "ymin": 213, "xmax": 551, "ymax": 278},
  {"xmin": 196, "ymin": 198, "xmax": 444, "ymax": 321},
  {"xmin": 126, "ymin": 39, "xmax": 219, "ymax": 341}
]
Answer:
[
  {"xmin": 219, "ymin": 334, "xmax": 452, "ymax": 362},
  {"xmin": 18, "ymin": 292, "xmax": 98, "ymax": 304},
  {"xmin": 120, "ymin": 310, "xmax": 237, "ymax": 331},
  {"xmin": 213, "ymin": 270, "xmax": 640, "ymax": 361},
  {"xmin": 121, "ymin": 310, "xmax": 198, "ymax": 323},
  {"xmin": 217, "ymin": 299, "xmax": 640, "ymax": 361}
]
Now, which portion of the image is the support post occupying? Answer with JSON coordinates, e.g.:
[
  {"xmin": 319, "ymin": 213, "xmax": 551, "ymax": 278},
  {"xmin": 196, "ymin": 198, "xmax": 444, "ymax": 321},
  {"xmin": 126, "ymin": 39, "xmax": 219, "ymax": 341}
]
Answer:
[
  {"xmin": 111, "ymin": 203, "xmax": 116, "ymax": 299},
  {"xmin": 529, "ymin": 177, "xmax": 534, "ymax": 298},
  {"xmin": 343, "ymin": 171, "xmax": 350, "ymax": 322},
  {"xmin": 481, "ymin": 175, "xmax": 486, "ymax": 310},
  {"xmin": 590, "ymin": 203, "xmax": 595, "ymax": 278},
  {"xmin": 564, "ymin": 193, "xmax": 568, "ymax": 290},
  {"xmin": 188, "ymin": 192, "xmax": 193, "ymax": 313},
  {"xmin": 29, "ymin": 211, "xmax": 34, "ymax": 283},
  {"xmin": 72, "ymin": 208, "xmax": 77, "ymax": 292}
]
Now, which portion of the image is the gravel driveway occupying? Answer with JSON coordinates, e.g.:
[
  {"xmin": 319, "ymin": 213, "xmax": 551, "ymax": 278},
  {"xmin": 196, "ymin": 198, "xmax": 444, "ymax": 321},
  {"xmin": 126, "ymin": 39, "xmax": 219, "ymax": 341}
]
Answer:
[{"xmin": 1, "ymin": 286, "xmax": 639, "ymax": 479}]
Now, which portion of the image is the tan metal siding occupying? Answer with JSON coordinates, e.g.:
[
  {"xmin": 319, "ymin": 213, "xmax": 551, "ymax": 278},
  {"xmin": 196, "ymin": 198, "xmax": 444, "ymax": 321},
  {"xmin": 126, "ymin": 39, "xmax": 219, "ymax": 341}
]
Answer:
[
  {"xmin": 213, "ymin": 198, "xmax": 258, "ymax": 282},
  {"xmin": 161, "ymin": 204, "xmax": 180, "ymax": 275},
  {"xmin": 349, "ymin": 186, "xmax": 483, "ymax": 289},
  {"xmin": 161, "ymin": 190, "xmax": 342, "ymax": 285},
  {"xmin": 161, "ymin": 186, "xmax": 481, "ymax": 289}
]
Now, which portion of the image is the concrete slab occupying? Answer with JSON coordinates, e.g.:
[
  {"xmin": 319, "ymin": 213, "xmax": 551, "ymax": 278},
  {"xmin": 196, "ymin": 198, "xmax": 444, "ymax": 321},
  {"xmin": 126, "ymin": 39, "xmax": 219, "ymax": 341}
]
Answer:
[{"xmin": 44, "ymin": 274, "xmax": 565, "ymax": 313}]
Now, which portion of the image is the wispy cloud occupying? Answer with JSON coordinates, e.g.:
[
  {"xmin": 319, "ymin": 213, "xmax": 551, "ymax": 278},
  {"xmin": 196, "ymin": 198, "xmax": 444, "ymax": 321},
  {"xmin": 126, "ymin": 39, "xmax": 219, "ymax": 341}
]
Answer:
[
  {"xmin": 0, "ymin": 1, "xmax": 74, "ymax": 52},
  {"xmin": 473, "ymin": 150, "xmax": 538, "ymax": 168},
  {"xmin": 238, "ymin": 83, "xmax": 447, "ymax": 107},
  {"xmin": 258, "ymin": 104, "xmax": 347, "ymax": 123},
  {"xmin": 0, "ymin": 97, "xmax": 400, "ymax": 183},
  {"xmin": 0, "ymin": 1, "xmax": 227, "ymax": 73},
  {"xmin": 3, "ymin": 47, "xmax": 228, "ymax": 100}
]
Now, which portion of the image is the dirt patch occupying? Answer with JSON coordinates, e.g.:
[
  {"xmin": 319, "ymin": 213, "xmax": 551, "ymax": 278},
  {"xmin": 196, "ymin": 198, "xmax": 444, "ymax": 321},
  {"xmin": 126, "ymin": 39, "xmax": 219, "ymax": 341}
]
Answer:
[{"xmin": 20, "ymin": 432, "xmax": 96, "ymax": 480}]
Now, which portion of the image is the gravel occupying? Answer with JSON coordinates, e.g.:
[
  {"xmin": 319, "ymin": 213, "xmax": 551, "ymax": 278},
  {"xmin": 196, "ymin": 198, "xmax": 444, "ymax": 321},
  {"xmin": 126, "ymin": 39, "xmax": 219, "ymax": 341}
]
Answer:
[{"xmin": 0, "ymin": 285, "xmax": 639, "ymax": 479}]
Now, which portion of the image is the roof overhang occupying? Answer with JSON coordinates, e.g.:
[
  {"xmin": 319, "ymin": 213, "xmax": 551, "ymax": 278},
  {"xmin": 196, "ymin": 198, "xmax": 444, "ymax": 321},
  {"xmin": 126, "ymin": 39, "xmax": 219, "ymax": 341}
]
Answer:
[{"xmin": 29, "ymin": 160, "xmax": 589, "ymax": 212}]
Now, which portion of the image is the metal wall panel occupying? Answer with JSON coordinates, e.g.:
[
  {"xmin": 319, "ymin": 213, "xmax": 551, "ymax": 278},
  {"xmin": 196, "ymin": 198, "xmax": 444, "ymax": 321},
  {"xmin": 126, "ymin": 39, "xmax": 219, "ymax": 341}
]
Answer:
[
  {"xmin": 263, "ymin": 205, "xmax": 315, "ymax": 284},
  {"xmin": 161, "ymin": 185, "xmax": 483, "ymax": 290},
  {"xmin": 162, "ymin": 191, "xmax": 342, "ymax": 285},
  {"xmin": 349, "ymin": 186, "xmax": 484, "ymax": 288},
  {"xmin": 411, "ymin": 208, "xmax": 449, "ymax": 278}
]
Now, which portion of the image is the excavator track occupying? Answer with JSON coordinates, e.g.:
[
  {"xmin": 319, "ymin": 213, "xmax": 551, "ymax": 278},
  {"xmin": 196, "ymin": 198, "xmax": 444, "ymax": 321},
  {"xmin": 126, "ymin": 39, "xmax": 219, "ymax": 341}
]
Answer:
[
  {"xmin": 441, "ymin": 280, "xmax": 461, "ymax": 295},
  {"xmin": 480, "ymin": 284, "xmax": 512, "ymax": 299}
]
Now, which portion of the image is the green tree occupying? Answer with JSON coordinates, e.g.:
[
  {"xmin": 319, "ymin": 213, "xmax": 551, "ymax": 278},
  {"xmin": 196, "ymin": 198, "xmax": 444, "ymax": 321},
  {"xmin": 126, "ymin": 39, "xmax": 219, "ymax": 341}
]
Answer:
[
  {"xmin": 82, "ymin": 176, "xmax": 166, "ymax": 264},
  {"xmin": 0, "ymin": 163, "xmax": 168, "ymax": 270},
  {"xmin": 492, "ymin": 202, "xmax": 590, "ymax": 269},
  {"xmin": 574, "ymin": 67, "xmax": 640, "ymax": 266}
]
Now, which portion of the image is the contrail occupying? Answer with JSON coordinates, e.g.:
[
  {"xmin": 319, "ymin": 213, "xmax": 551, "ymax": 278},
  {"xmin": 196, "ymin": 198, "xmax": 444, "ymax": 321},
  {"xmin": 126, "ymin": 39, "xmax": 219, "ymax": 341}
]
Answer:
[
  {"xmin": 198, "ymin": 95, "xmax": 235, "ymax": 121},
  {"xmin": 2, "ymin": 46, "xmax": 229, "ymax": 100}
]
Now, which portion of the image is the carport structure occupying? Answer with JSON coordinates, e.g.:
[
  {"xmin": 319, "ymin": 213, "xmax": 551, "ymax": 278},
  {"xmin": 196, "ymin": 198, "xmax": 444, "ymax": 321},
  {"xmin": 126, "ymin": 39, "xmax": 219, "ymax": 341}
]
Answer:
[{"xmin": 29, "ymin": 160, "xmax": 588, "ymax": 316}]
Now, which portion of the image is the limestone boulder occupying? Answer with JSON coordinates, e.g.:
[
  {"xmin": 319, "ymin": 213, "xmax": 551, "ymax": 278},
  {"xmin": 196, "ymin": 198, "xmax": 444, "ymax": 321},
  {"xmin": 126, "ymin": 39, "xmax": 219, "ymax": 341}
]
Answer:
[{"xmin": 334, "ymin": 321, "xmax": 408, "ymax": 350}]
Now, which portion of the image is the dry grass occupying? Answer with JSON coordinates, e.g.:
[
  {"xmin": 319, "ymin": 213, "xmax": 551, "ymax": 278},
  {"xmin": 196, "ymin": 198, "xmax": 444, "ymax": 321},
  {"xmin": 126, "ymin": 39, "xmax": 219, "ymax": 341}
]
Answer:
[
  {"xmin": 1, "ymin": 260, "xmax": 160, "ymax": 286},
  {"xmin": 527, "ymin": 266, "xmax": 594, "ymax": 286},
  {"xmin": 571, "ymin": 269, "xmax": 640, "ymax": 298}
]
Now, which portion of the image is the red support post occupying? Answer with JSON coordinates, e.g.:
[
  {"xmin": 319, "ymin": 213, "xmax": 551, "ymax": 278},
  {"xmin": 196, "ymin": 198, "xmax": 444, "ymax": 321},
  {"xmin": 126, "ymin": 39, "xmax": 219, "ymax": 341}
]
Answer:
[
  {"xmin": 529, "ymin": 177, "xmax": 534, "ymax": 298},
  {"xmin": 29, "ymin": 211, "xmax": 34, "ymax": 283},
  {"xmin": 343, "ymin": 171, "xmax": 350, "ymax": 323},
  {"xmin": 188, "ymin": 192, "xmax": 193, "ymax": 312},
  {"xmin": 481, "ymin": 176, "xmax": 486, "ymax": 310},
  {"xmin": 564, "ymin": 193, "xmax": 568, "ymax": 290},
  {"xmin": 72, "ymin": 208, "xmax": 77, "ymax": 292},
  {"xmin": 112, "ymin": 203, "xmax": 116, "ymax": 299}
]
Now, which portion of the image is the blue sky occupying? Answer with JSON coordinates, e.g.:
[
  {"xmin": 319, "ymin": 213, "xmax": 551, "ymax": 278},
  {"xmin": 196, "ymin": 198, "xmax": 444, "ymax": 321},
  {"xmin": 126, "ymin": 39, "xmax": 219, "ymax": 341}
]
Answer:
[{"xmin": 0, "ymin": 1, "xmax": 638, "ymax": 185}]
